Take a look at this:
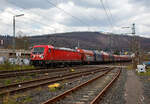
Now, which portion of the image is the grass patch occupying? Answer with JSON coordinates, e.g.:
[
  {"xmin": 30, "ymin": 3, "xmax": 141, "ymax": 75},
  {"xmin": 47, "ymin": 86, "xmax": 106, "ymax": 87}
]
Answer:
[
  {"xmin": 127, "ymin": 64, "xmax": 134, "ymax": 70},
  {"xmin": 0, "ymin": 76, "xmax": 33, "ymax": 86},
  {"xmin": 4, "ymin": 79, "xmax": 11, "ymax": 86},
  {"xmin": 3, "ymin": 93, "xmax": 32, "ymax": 104},
  {"xmin": 14, "ymin": 76, "xmax": 33, "ymax": 83},
  {"xmin": 137, "ymin": 68, "xmax": 150, "ymax": 76}
]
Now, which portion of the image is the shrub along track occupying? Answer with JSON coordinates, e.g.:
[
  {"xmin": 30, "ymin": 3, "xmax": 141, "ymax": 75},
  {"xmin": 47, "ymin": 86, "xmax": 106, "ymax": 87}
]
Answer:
[
  {"xmin": 0, "ymin": 67, "xmax": 110, "ymax": 97},
  {"xmin": 41, "ymin": 68, "xmax": 121, "ymax": 104}
]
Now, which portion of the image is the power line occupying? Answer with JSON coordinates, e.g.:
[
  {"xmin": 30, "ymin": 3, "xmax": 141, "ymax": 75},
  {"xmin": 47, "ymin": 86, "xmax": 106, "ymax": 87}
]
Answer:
[
  {"xmin": 5, "ymin": 0, "xmax": 116, "ymax": 34},
  {"xmin": 105, "ymin": 0, "xmax": 114, "ymax": 25},
  {"xmin": 104, "ymin": 0, "xmax": 115, "ymax": 51},
  {"xmin": 45, "ymin": 0, "xmax": 90, "ymax": 28},
  {"xmin": 99, "ymin": 0, "xmax": 113, "ymax": 28},
  {"xmin": 99, "ymin": 0, "xmax": 116, "ymax": 52},
  {"xmin": 9, "ymin": 0, "xmax": 83, "ymax": 33},
  {"xmin": 8, "ymin": 1, "xmax": 57, "ymax": 31},
  {"xmin": 0, "ymin": 9, "xmax": 57, "ymax": 36},
  {"xmin": 8, "ymin": 0, "xmax": 98, "ymax": 33}
]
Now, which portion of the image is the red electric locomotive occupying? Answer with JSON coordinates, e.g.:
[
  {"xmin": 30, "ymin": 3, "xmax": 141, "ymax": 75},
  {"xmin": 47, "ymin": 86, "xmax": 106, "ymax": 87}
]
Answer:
[{"xmin": 30, "ymin": 45, "xmax": 82, "ymax": 66}]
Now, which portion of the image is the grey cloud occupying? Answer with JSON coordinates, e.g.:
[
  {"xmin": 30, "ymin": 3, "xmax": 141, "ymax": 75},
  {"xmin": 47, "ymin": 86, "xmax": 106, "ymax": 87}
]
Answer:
[
  {"xmin": 70, "ymin": 0, "xmax": 100, "ymax": 9},
  {"xmin": 130, "ymin": 0, "xmax": 150, "ymax": 7},
  {"xmin": 57, "ymin": 14, "xmax": 112, "ymax": 27},
  {"xmin": 52, "ymin": 0, "xmax": 104, "ymax": 9},
  {"xmin": 0, "ymin": 0, "xmax": 12, "ymax": 11},
  {"xmin": 7, "ymin": 0, "xmax": 57, "ymax": 9},
  {"xmin": 0, "ymin": 0, "xmax": 150, "ymax": 37}
]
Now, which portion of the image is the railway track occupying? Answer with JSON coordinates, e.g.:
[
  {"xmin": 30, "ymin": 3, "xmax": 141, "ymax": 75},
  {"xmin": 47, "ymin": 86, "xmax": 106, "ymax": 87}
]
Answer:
[
  {"xmin": 0, "ymin": 68, "xmax": 66, "ymax": 78},
  {"xmin": 0, "ymin": 65, "xmax": 95, "ymax": 74},
  {"xmin": 0, "ymin": 67, "xmax": 43, "ymax": 74},
  {"xmin": 0, "ymin": 67, "xmax": 109, "ymax": 96},
  {"xmin": 41, "ymin": 68, "xmax": 120, "ymax": 104},
  {"xmin": 0, "ymin": 66, "xmax": 98, "ymax": 78}
]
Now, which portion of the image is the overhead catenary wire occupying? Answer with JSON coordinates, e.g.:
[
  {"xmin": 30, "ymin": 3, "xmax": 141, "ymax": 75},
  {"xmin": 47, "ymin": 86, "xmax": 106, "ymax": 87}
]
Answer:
[
  {"xmin": 2, "ymin": 10, "xmax": 56, "ymax": 31},
  {"xmin": 7, "ymin": 0, "xmax": 99, "ymax": 33},
  {"xmin": 105, "ymin": 0, "xmax": 114, "ymax": 26},
  {"xmin": 1, "ymin": 10, "xmax": 56, "ymax": 34},
  {"xmin": 99, "ymin": 0, "xmax": 114, "ymax": 28},
  {"xmin": 8, "ymin": 0, "xmax": 85, "ymax": 33},
  {"xmin": 45, "ymin": 0, "xmax": 91, "ymax": 30},
  {"xmin": 1, "ymin": 0, "xmax": 117, "ymax": 35},
  {"xmin": 0, "ymin": 13, "xmax": 56, "ymax": 36},
  {"xmin": 7, "ymin": 1, "xmax": 57, "ymax": 31},
  {"xmin": 99, "ymin": 0, "xmax": 115, "ymax": 52},
  {"xmin": 105, "ymin": 0, "xmax": 116, "ymax": 51}
]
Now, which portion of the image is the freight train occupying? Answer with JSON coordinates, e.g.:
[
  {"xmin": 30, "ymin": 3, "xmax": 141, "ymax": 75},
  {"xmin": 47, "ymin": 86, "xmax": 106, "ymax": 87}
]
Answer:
[{"xmin": 30, "ymin": 45, "xmax": 131, "ymax": 66}]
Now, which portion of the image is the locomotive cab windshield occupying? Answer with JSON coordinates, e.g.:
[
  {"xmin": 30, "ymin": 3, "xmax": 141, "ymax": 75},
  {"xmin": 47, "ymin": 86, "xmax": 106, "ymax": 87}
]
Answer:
[{"xmin": 32, "ymin": 47, "xmax": 45, "ymax": 54}]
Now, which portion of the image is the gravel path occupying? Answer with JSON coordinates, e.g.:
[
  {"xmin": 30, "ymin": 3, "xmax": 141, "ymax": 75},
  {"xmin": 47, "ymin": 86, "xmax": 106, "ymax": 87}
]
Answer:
[
  {"xmin": 136, "ymin": 72, "xmax": 150, "ymax": 104},
  {"xmin": 125, "ymin": 70, "xmax": 144, "ymax": 104}
]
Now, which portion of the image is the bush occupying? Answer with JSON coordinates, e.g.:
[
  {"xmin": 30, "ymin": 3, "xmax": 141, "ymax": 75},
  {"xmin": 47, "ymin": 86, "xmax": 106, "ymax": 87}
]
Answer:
[{"xmin": 0, "ymin": 61, "xmax": 35, "ymax": 71}]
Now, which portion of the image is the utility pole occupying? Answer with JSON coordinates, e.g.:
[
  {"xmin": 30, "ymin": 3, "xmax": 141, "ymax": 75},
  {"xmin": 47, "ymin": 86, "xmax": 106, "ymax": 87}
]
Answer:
[
  {"xmin": 13, "ymin": 16, "xmax": 15, "ymax": 53},
  {"xmin": 77, "ymin": 41, "xmax": 80, "ymax": 48},
  {"xmin": 13, "ymin": 14, "xmax": 24, "ymax": 53},
  {"xmin": 132, "ymin": 23, "xmax": 138, "ymax": 68},
  {"xmin": 122, "ymin": 23, "xmax": 140, "ymax": 68},
  {"xmin": 109, "ymin": 34, "xmax": 112, "ymax": 53},
  {"xmin": 132, "ymin": 23, "xmax": 135, "ymax": 53}
]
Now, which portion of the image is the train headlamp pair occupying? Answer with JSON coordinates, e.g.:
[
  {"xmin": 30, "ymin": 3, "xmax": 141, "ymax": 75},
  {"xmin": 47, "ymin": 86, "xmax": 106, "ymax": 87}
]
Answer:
[{"xmin": 32, "ymin": 55, "xmax": 43, "ymax": 59}]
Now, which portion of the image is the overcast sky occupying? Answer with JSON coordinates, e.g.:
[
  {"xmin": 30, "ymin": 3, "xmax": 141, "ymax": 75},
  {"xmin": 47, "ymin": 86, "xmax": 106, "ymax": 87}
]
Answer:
[{"xmin": 0, "ymin": 0, "xmax": 150, "ymax": 37}]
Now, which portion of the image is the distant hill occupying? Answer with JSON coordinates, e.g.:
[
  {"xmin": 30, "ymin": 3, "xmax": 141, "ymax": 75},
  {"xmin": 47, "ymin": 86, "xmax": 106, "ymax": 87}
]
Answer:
[
  {"xmin": 0, "ymin": 31, "xmax": 150, "ymax": 51},
  {"xmin": 29, "ymin": 31, "xmax": 150, "ymax": 51}
]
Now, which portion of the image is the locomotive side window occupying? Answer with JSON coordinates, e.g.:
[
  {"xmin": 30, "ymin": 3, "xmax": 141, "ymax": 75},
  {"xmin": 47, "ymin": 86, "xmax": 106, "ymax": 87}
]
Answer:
[
  {"xmin": 49, "ymin": 48, "xmax": 51, "ymax": 53},
  {"xmin": 32, "ymin": 47, "xmax": 44, "ymax": 54}
]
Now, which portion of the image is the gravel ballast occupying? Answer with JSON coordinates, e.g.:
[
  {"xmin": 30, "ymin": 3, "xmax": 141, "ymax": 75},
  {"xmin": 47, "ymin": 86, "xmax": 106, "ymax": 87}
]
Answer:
[
  {"xmin": 136, "ymin": 73, "xmax": 150, "ymax": 104},
  {"xmin": 1, "ymin": 69, "xmax": 106, "ymax": 104},
  {"xmin": 99, "ymin": 68, "xmax": 127, "ymax": 104}
]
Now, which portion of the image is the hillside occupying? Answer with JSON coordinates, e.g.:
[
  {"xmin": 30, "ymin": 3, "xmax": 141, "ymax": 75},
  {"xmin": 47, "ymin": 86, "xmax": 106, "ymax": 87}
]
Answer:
[
  {"xmin": 0, "ymin": 31, "xmax": 150, "ymax": 51},
  {"xmin": 29, "ymin": 32, "xmax": 150, "ymax": 51}
]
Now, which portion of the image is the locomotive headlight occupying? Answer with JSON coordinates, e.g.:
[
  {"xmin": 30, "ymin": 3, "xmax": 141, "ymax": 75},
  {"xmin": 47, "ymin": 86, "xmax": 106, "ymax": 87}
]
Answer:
[
  {"xmin": 32, "ymin": 55, "xmax": 35, "ymax": 58},
  {"xmin": 40, "ymin": 55, "xmax": 44, "ymax": 59}
]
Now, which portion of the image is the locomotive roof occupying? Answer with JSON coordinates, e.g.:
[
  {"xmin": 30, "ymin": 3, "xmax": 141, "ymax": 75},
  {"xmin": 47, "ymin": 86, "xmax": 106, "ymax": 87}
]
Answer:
[
  {"xmin": 33, "ymin": 45, "xmax": 77, "ymax": 52},
  {"xmin": 54, "ymin": 47, "xmax": 76, "ymax": 52},
  {"xmin": 33, "ymin": 45, "xmax": 54, "ymax": 48},
  {"xmin": 101, "ymin": 51, "xmax": 109, "ymax": 55}
]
